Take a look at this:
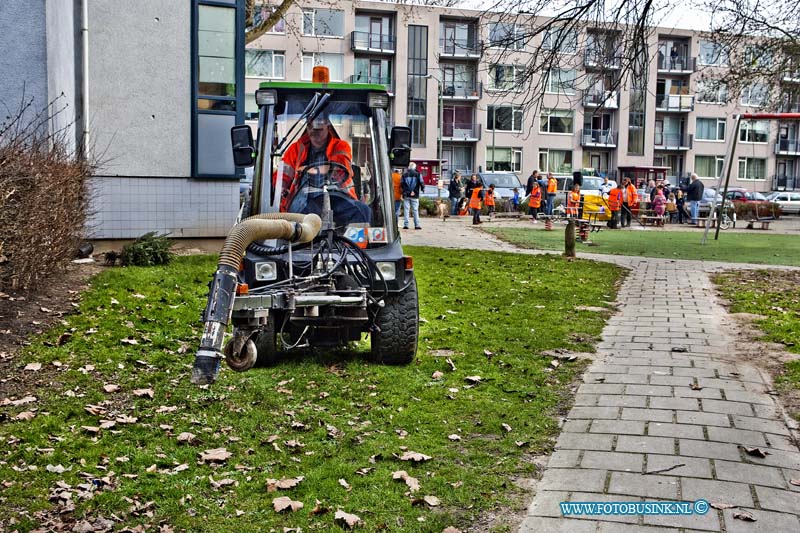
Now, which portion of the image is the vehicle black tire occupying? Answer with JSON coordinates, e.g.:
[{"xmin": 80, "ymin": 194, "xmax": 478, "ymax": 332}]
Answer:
[
  {"xmin": 253, "ymin": 315, "xmax": 280, "ymax": 366},
  {"xmin": 370, "ymin": 278, "xmax": 419, "ymax": 365}
]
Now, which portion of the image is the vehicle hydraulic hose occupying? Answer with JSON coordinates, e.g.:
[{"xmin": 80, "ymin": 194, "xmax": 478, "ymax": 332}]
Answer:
[{"xmin": 191, "ymin": 213, "xmax": 321, "ymax": 385}]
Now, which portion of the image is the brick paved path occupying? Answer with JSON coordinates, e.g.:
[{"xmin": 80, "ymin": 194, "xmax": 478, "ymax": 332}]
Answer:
[{"xmin": 400, "ymin": 220, "xmax": 800, "ymax": 532}]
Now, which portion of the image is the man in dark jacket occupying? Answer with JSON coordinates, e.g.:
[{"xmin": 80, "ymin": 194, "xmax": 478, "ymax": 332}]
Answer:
[
  {"xmin": 684, "ymin": 173, "xmax": 704, "ymax": 225},
  {"xmin": 525, "ymin": 170, "xmax": 539, "ymax": 197},
  {"xmin": 447, "ymin": 171, "xmax": 464, "ymax": 216},
  {"xmin": 401, "ymin": 162, "xmax": 424, "ymax": 229}
]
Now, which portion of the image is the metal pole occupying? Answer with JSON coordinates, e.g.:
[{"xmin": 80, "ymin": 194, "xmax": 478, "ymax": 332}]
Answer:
[
  {"xmin": 492, "ymin": 105, "xmax": 496, "ymax": 171},
  {"xmin": 714, "ymin": 114, "xmax": 742, "ymax": 241},
  {"xmin": 81, "ymin": 0, "xmax": 90, "ymax": 159},
  {"xmin": 438, "ymin": 80, "xmax": 443, "ymax": 201}
]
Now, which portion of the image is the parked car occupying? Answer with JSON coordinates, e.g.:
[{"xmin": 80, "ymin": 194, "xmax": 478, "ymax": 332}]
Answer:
[
  {"xmin": 553, "ymin": 175, "xmax": 614, "ymax": 206},
  {"xmin": 722, "ymin": 188, "xmax": 771, "ymax": 204},
  {"xmin": 698, "ymin": 189, "xmax": 725, "ymax": 216},
  {"xmin": 765, "ymin": 191, "xmax": 800, "ymax": 214},
  {"xmin": 478, "ymin": 172, "xmax": 523, "ymax": 200}
]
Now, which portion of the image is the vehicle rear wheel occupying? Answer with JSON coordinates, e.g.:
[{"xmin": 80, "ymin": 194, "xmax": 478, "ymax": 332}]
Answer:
[
  {"xmin": 253, "ymin": 315, "xmax": 280, "ymax": 366},
  {"xmin": 370, "ymin": 278, "xmax": 418, "ymax": 365}
]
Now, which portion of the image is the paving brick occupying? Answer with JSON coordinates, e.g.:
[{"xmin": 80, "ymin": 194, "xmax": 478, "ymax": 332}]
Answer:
[
  {"xmin": 608, "ymin": 471, "xmax": 679, "ymax": 499},
  {"xmin": 616, "ymin": 435, "xmax": 675, "ymax": 455},
  {"xmin": 682, "ymin": 478, "xmax": 755, "ymax": 507},
  {"xmin": 707, "ymin": 426, "xmax": 767, "ymax": 447},
  {"xmin": 591, "ymin": 420, "xmax": 646, "ymax": 435},
  {"xmin": 679, "ymin": 439, "xmax": 741, "ymax": 461},
  {"xmin": 754, "ymin": 485, "xmax": 800, "ymax": 512},
  {"xmin": 628, "ymin": 366, "xmax": 672, "ymax": 375},
  {"xmin": 537, "ymin": 468, "xmax": 607, "ymax": 492},
  {"xmin": 722, "ymin": 508, "xmax": 800, "ymax": 533},
  {"xmin": 547, "ymin": 449, "xmax": 581, "ymax": 468},
  {"xmin": 697, "ymin": 377, "xmax": 746, "ymax": 391},
  {"xmin": 625, "ymin": 384, "xmax": 674, "ymax": 397},
  {"xmin": 731, "ymin": 415, "xmax": 791, "ymax": 436},
  {"xmin": 743, "ymin": 449, "xmax": 800, "ymax": 470},
  {"xmin": 588, "ymin": 364, "xmax": 629, "ymax": 374},
  {"xmin": 573, "ymin": 393, "xmax": 599, "ymax": 406},
  {"xmin": 594, "ymin": 374, "xmax": 649, "ymax": 385},
  {"xmin": 724, "ymin": 390, "xmax": 775, "ymax": 405},
  {"xmin": 597, "ymin": 395, "xmax": 648, "ymax": 408},
  {"xmin": 650, "ymin": 397, "xmax": 699, "ymax": 410},
  {"xmin": 648, "ymin": 422, "xmax": 705, "ymax": 440},
  {"xmin": 752, "ymin": 403, "xmax": 780, "ymax": 419},
  {"xmin": 715, "ymin": 460, "xmax": 787, "ymax": 488},
  {"xmin": 672, "ymin": 366, "xmax": 717, "ymax": 378},
  {"xmin": 642, "ymin": 508, "xmax": 721, "ymax": 531},
  {"xmin": 764, "ymin": 433, "xmax": 799, "ymax": 452},
  {"xmin": 568, "ymin": 492, "xmax": 643, "ymax": 525},
  {"xmin": 519, "ymin": 516, "xmax": 599, "ymax": 532},
  {"xmin": 645, "ymin": 454, "xmax": 712, "ymax": 478},
  {"xmin": 561, "ymin": 419, "xmax": 591, "ymax": 433},
  {"xmin": 673, "ymin": 386, "xmax": 724, "ymax": 399},
  {"xmin": 581, "ymin": 451, "xmax": 644, "ymax": 472},
  {"xmin": 556, "ymin": 432, "xmax": 614, "ymax": 451},
  {"xmin": 578, "ymin": 383, "xmax": 626, "ymax": 395},
  {"xmin": 649, "ymin": 375, "xmax": 694, "ymax": 387},
  {"xmin": 598, "ymin": 524, "xmax": 676, "ymax": 533},
  {"xmin": 701, "ymin": 399, "xmax": 754, "ymax": 416},
  {"xmin": 526, "ymin": 489, "xmax": 569, "ymax": 517},
  {"xmin": 621, "ymin": 408, "xmax": 674, "ymax": 423},
  {"xmin": 567, "ymin": 406, "xmax": 620, "ymax": 420},
  {"xmin": 676, "ymin": 410, "xmax": 731, "ymax": 427},
  {"xmin": 784, "ymin": 468, "xmax": 800, "ymax": 492}
]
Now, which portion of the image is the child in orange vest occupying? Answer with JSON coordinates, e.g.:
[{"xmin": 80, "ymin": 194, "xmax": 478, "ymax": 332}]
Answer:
[
  {"xmin": 566, "ymin": 183, "xmax": 581, "ymax": 218},
  {"xmin": 485, "ymin": 184, "xmax": 496, "ymax": 218}
]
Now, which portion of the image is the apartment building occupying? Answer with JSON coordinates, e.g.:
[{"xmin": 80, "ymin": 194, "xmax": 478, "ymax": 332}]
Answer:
[{"xmin": 246, "ymin": 0, "xmax": 800, "ymax": 193}]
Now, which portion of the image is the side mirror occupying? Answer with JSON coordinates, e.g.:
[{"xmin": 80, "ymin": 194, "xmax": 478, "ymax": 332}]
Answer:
[
  {"xmin": 389, "ymin": 126, "xmax": 412, "ymax": 168},
  {"xmin": 231, "ymin": 125, "xmax": 255, "ymax": 168}
]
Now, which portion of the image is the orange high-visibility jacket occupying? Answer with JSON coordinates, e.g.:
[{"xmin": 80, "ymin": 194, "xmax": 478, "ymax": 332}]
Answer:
[
  {"xmin": 468, "ymin": 185, "xmax": 483, "ymax": 209},
  {"xmin": 485, "ymin": 188, "xmax": 495, "ymax": 206},
  {"xmin": 392, "ymin": 171, "xmax": 402, "ymax": 201},
  {"xmin": 547, "ymin": 177, "xmax": 557, "ymax": 194},
  {"xmin": 529, "ymin": 186, "xmax": 542, "ymax": 208},
  {"xmin": 607, "ymin": 188, "xmax": 623, "ymax": 211},
  {"xmin": 624, "ymin": 184, "xmax": 639, "ymax": 205},
  {"xmin": 567, "ymin": 191, "xmax": 581, "ymax": 216},
  {"xmin": 277, "ymin": 131, "xmax": 356, "ymax": 212}
]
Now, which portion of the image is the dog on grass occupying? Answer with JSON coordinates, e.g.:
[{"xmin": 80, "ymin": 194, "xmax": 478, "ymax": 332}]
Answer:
[{"xmin": 434, "ymin": 199, "xmax": 450, "ymax": 221}]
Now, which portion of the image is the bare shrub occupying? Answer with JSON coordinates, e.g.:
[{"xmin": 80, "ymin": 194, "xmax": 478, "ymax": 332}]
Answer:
[{"xmin": 0, "ymin": 96, "xmax": 95, "ymax": 291}]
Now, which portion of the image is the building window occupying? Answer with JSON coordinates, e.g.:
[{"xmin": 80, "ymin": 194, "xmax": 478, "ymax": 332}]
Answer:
[
  {"xmin": 695, "ymin": 118, "xmax": 726, "ymax": 141},
  {"xmin": 488, "ymin": 22, "xmax": 526, "ymax": 50},
  {"xmin": 489, "ymin": 64, "xmax": 523, "ymax": 91},
  {"xmin": 545, "ymin": 69, "xmax": 576, "ymax": 94},
  {"xmin": 744, "ymin": 45, "xmax": 773, "ymax": 68},
  {"xmin": 407, "ymin": 25, "xmax": 428, "ymax": 147},
  {"xmin": 302, "ymin": 8, "xmax": 344, "ymax": 37},
  {"xmin": 486, "ymin": 105, "xmax": 523, "ymax": 132},
  {"xmin": 248, "ymin": 4, "xmax": 285, "ymax": 33},
  {"xmin": 737, "ymin": 157, "xmax": 767, "ymax": 180},
  {"xmin": 696, "ymin": 80, "xmax": 729, "ymax": 104},
  {"xmin": 695, "ymin": 155, "xmax": 724, "ymax": 179},
  {"xmin": 697, "ymin": 40, "xmax": 728, "ymax": 66},
  {"xmin": 538, "ymin": 148, "xmax": 572, "ymax": 174},
  {"xmin": 539, "ymin": 109, "xmax": 574, "ymax": 134},
  {"xmin": 486, "ymin": 147, "xmax": 522, "ymax": 172},
  {"xmin": 741, "ymin": 83, "xmax": 768, "ymax": 107},
  {"xmin": 301, "ymin": 53, "xmax": 343, "ymax": 81},
  {"xmin": 542, "ymin": 26, "xmax": 578, "ymax": 54},
  {"xmin": 739, "ymin": 120, "xmax": 769, "ymax": 143},
  {"xmin": 245, "ymin": 50, "xmax": 284, "ymax": 79}
]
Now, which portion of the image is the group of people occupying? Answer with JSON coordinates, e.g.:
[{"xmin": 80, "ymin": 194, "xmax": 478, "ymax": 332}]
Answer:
[{"xmin": 447, "ymin": 172, "xmax": 496, "ymax": 225}]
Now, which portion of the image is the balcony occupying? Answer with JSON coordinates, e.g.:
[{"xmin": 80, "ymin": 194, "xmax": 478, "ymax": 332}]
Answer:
[
  {"xmin": 580, "ymin": 129, "xmax": 617, "ymax": 148},
  {"xmin": 782, "ymin": 70, "xmax": 800, "ymax": 83},
  {"xmin": 348, "ymin": 74, "xmax": 393, "ymax": 94},
  {"xmin": 350, "ymin": 31, "xmax": 395, "ymax": 54},
  {"xmin": 441, "ymin": 82, "xmax": 482, "ymax": 100},
  {"xmin": 655, "ymin": 94, "xmax": 695, "ymax": 112},
  {"xmin": 441, "ymin": 122, "xmax": 481, "ymax": 141},
  {"xmin": 772, "ymin": 174, "xmax": 798, "ymax": 191},
  {"xmin": 439, "ymin": 38, "xmax": 481, "ymax": 59},
  {"xmin": 583, "ymin": 90, "xmax": 619, "ymax": 109},
  {"xmin": 657, "ymin": 55, "xmax": 696, "ymax": 73},
  {"xmin": 584, "ymin": 50, "xmax": 621, "ymax": 70},
  {"xmin": 775, "ymin": 138, "xmax": 800, "ymax": 155},
  {"xmin": 654, "ymin": 133, "xmax": 693, "ymax": 150}
]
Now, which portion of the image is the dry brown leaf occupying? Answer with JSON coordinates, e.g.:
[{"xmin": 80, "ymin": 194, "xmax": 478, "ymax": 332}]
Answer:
[
  {"xmin": 84, "ymin": 404, "xmax": 105, "ymax": 416},
  {"xmin": 133, "ymin": 388, "xmax": 154, "ymax": 399},
  {"xmin": 450, "ymin": 481, "xmax": 463, "ymax": 488},
  {"xmin": 733, "ymin": 510, "xmax": 756, "ymax": 522},
  {"xmin": 116, "ymin": 415, "xmax": 138, "ymax": 424},
  {"xmin": 790, "ymin": 479, "xmax": 800, "ymax": 486},
  {"xmin": 199, "ymin": 448, "xmax": 232, "ymax": 463},
  {"xmin": 284, "ymin": 439, "xmax": 305, "ymax": 449},
  {"xmin": 209, "ymin": 476, "xmax": 237, "ymax": 489},
  {"xmin": 690, "ymin": 383, "xmax": 703, "ymax": 390},
  {"xmin": 442, "ymin": 528, "xmax": 463, "ymax": 533},
  {"xmin": 13, "ymin": 411, "xmax": 36, "ymax": 421},
  {"xmin": 464, "ymin": 375, "xmax": 482, "ymax": 384},
  {"xmin": 2, "ymin": 395, "xmax": 37, "ymax": 406},
  {"xmin": 396, "ymin": 429, "xmax": 408, "ymax": 439},
  {"xmin": 501, "ymin": 423, "xmax": 512, "ymax": 433},
  {"xmin": 327, "ymin": 425, "xmax": 344, "ymax": 439},
  {"xmin": 266, "ymin": 476, "xmax": 304, "ymax": 492},
  {"xmin": 741, "ymin": 446, "xmax": 771, "ymax": 458},
  {"xmin": 24, "ymin": 362, "xmax": 42, "ymax": 371},
  {"xmin": 514, "ymin": 440, "xmax": 529, "ymax": 447},
  {"xmin": 399, "ymin": 451, "xmax": 432, "ymax": 462},
  {"xmin": 432, "ymin": 371, "xmax": 444, "ymax": 380},
  {"xmin": 146, "ymin": 464, "xmax": 158, "ymax": 472},
  {"xmin": 156, "ymin": 405, "xmax": 178, "ymax": 413},
  {"xmin": 173, "ymin": 464, "xmax": 189, "ymax": 473},
  {"xmin": 81, "ymin": 426, "xmax": 100, "ymax": 434},
  {"xmin": 448, "ymin": 434, "xmax": 461, "ymax": 441},
  {"xmin": 355, "ymin": 467, "xmax": 373, "ymax": 476},
  {"xmin": 550, "ymin": 359, "xmax": 560, "ymax": 368},
  {"xmin": 423, "ymin": 495, "xmax": 441, "ymax": 507},
  {"xmin": 177, "ymin": 432, "xmax": 197, "ymax": 444},
  {"xmin": 103, "ymin": 384, "xmax": 120, "ymax": 393},
  {"xmin": 121, "ymin": 338, "xmax": 139, "ymax": 346},
  {"xmin": 99, "ymin": 420, "xmax": 116, "ymax": 429},
  {"xmin": 56, "ymin": 332, "xmax": 72, "ymax": 346},
  {"xmin": 272, "ymin": 496, "xmax": 303, "ymax": 513},
  {"xmin": 334, "ymin": 510, "xmax": 363, "ymax": 529},
  {"xmin": 310, "ymin": 499, "xmax": 329, "ymax": 516},
  {"xmin": 392, "ymin": 470, "xmax": 420, "ymax": 493},
  {"xmin": 446, "ymin": 358, "xmax": 456, "ymax": 371},
  {"xmin": 710, "ymin": 502, "xmax": 737, "ymax": 510},
  {"xmin": 338, "ymin": 478, "xmax": 352, "ymax": 491}
]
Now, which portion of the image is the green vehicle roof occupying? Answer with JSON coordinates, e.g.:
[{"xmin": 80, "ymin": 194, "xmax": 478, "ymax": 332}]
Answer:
[{"xmin": 258, "ymin": 81, "xmax": 388, "ymax": 92}]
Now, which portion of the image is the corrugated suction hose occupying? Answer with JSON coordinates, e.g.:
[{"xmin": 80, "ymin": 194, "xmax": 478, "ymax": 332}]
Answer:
[{"xmin": 191, "ymin": 213, "xmax": 322, "ymax": 385}]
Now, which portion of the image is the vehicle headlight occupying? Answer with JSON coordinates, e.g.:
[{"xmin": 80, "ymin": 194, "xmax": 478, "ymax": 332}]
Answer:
[
  {"xmin": 254, "ymin": 261, "xmax": 278, "ymax": 281},
  {"xmin": 368, "ymin": 92, "xmax": 389, "ymax": 109},
  {"xmin": 375, "ymin": 261, "xmax": 396, "ymax": 281},
  {"xmin": 255, "ymin": 89, "xmax": 276, "ymax": 106}
]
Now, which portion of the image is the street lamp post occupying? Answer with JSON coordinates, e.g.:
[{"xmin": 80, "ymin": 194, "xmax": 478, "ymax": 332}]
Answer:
[{"xmin": 426, "ymin": 74, "xmax": 443, "ymax": 201}]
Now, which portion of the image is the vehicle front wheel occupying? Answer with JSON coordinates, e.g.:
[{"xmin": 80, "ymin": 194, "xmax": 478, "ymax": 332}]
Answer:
[
  {"xmin": 370, "ymin": 278, "xmax": 419, "ymax": 365},
  {"xmin": 253, "ymin": 315, "xmax": 280, "ymax": 366}
]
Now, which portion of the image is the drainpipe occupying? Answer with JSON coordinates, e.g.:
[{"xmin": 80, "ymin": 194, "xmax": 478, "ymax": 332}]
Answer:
[{"xmin": 81, "ymin": 0, "xmax": 89, "ymax": 159}]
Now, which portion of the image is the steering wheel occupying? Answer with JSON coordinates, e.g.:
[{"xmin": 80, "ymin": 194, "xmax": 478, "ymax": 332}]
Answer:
[{"xmin": 298, "ymin": 161, "xmax": 351, "ymax": 191}]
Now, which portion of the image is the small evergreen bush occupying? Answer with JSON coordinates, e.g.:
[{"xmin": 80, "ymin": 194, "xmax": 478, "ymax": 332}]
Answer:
[{"xmin": 120, "ymin": 232, "xmax": 174, "ymax": 266}]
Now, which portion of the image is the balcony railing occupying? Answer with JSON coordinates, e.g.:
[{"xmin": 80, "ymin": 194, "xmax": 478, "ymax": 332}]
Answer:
[
  {"xmin": 583, "ymin": 90, "xmax": 619, "ymax": 109},
  {"xmin": 655, "ymin": 94, "xmax": 695, "ymax": 112},
  {"xmin": 654, "ymin": 132, "xmax": 693, "ymax": 149},
  {"xmin": 439, "ymin": 38, "xmax": 481, "ymax": 58},
  {"xmin": 772, "ymin": 174, "xmax": 798, "ymax": 191},
  {"xmin": 584, "ymin": 50, "xmax": 621, "ymax": 69},
  {"xmin": 441, "ymin": 122, "xmax": 481, "ymax": 141},
  {"xmin": 580, "ymin": 129, "xmax": 617, "ymax": 147},
  {"xmin": 657, "ymin": 55, "xmax": 696, "ymax": 73},
  {"xmin": 348, "ymin": 74, "xmax": 393, "ymax": 93},
  {"xmin": 350, "ymin": 31, "xmax": 395, "ymax": 53},
  {"xmin": 441, "ymin": 82, "xmax": 482, "ymax": 99},
  {"xmin": 775, "ymin": 138, "xmax": 800, "ymax": 154}
]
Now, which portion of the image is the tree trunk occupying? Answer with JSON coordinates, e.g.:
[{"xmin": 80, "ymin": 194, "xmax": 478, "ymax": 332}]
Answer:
[
  {"xmin": 246, "ymin": 0, "xmax": 296, "ymax": 44},
  {"xmin": 564, "ymin": 220, "xmax": 576, "ymax": 258}
]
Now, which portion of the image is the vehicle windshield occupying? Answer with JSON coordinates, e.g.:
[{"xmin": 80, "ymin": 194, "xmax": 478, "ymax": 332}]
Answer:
[
  {"xmin": 483, "ymin": 173, "xmax": 521, "ymax": 188},
  {"xmin": 582, "ymin": 177, "xmax": 604, "ymax": 190},
  {"xmin": 748, "ymin": 191, "xmax": 768, "ymax": 201},
  {"xmin": 273, "ymin": 96, "xmax": 386, "ymax": 237}
]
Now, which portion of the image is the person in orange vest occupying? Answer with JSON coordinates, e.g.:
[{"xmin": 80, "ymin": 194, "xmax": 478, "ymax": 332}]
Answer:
[
  {"xmin": 607, "ymin": 182, "xmax": 623, "ymax": 229},
  {"xmin": 468, "ymin": 174, "xmax": 484, "ymax": 225},
  {"xmin": 392, "ymin": 169, "xmax": 403, "ymax": 217},
  {"xmin": 485, "ymin": 184, "xmax": 496, "ymax": 218},
  {"xmin": 528, "ymin": 179, "xmax": 542, "ymax": 223},
  {"xmin": 545, "ymin": 172, "xmax": 558, "ymax": 215},
  {"xmin": 566, "ymin": 183, "xmax": 581, "ymax": 218},
  {"xmin": 621, "ymin": 176, "xmax": 639, "ymax": 228}
]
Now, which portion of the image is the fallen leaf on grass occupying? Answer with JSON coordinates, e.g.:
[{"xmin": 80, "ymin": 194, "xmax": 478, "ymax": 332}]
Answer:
[
  {"xmin": 448, "ymin": 434, "xmax": 461, "ymax": 441},
  {"xmin": 501, "ymin": 423, "xmax": 512, "ymax": 433},
  {"xmin": 2, "ymin": 395, "xmax": 37, "ymax": 407},
  {"xmin": 56, "ymin": 332, "xmax": 72, "ymax": 346},
  {"xmin": 514, "ymin": 441, "xmax": 529, "ymax": 447},
  {"xmin": 24, "ymin": 363, "xmax": 42, "ymax": 371},
  {"xmin": 464, "ymin": 376, "xmax": 482, "ymax": 384},
  {"xmin": 432, "ymin": 371, "xmax": 444, "ymax": 380},
  {"xmin": 103, "ymin": 384, "xmax": 120, "ymax": 393},
  {"xmin": 311, "ymin": 499, "xmax": 330, "ymax": 515},
  {"xmin": 398, "ymin": 451, "xmax": 432, "ymax": 462},
  {"xmin": 46, "ymin": 464, "xmax": 68, "ymax": 474},
  {"xmin": 740, "ymin": 446, "xmax": 771, "ymax": 458},
  {"xmin": 412, "ymin": 495, "xmax": 441, "ymax": 507},
  {"xmin": 355, "ymin": 467, "xmax": 373, "ymax": 476},
  {"xmin": 733, "ymin": 510, "xmax": 756, "ymax": 522},
  {"xmin": 327, "ymin": 425, "xmax": 344, "ymax": 439},
  {"xmin": 84, "ymin": 404, "xmax": 105, "ymax": 416},
  {"xmin": 284, "ymin": 439, "xmax": 305, "ymax": 449},
  {"xmin": 173, "ymin": 464, "xmax": 189, "ymax": 473},
  {"xmin": 442, "ymin": 528, "xmax": 463, "ymax": 533},
  {"xmin": 392, "ymin": 470, "xmax": 420, "ymax": 492},
  {"xmin": 81, "ymin": 426, "xmax": 100, "ymax": 434},
  {"xmin": 338, "ymin": 478, "xmax": 352, "ymax": 491},
  {"xmin": 99, "ymin": 420, "xmax": 116, "ymax": 429},
  {"xmin": 272, "ymin": 496, "xmax": 303, "ymax": 513},
  {"xmin": 209, "ymin": 476, "xmax": 237, "ymax": 489},
  {"xmin": 334, "ymin": 510, "xmax": 363, "ymax": 529},
  {"xmin": 446, "ymin": 358, "xmax": 456, "ymax": 371},
  {"xmin": 13, "ymin": 411, "xmax": 36, "ymax": 421},
  {"xmin": 156, "ymin": 405, "xmax": 178, "ymax": 413},
  {"xmin": 710, "ymin": 502, "xmax": 737, "ymax": 510},
  {"xmin": 120, "ymin": 338, "xmax": 139, "ymax": 346},
  {"xmin": 177, "ymin": 432, "xmax": 197, "ymax": 444},
  {"xmin": 199, "ymin": 448, "xmax": 232, "ymax": 463},
  {"xmin": 116, "ymin": 415, "xmax": 138, "ymax": 424},
  {"xmin": 133, "ymin": 388, "xmax": 154, "ymax": 399},
  {"xmin": 266, "ymin": 476, "xmax": 304, "ymax": 492}
]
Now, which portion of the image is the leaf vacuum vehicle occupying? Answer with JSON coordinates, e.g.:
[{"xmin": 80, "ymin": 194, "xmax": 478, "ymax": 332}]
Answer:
[{"xmin": 191, "ymin": 67, "xmax": 419, "ymax": 385}]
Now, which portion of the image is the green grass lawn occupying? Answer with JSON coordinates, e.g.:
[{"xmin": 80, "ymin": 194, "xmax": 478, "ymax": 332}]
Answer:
[
  {"xmin": 713, "ymin": 270, "xmax": 800, "ymax": 418},
  {"xmin": 486, "ymin": 226, "xmax": 800, "ymax": 266},
  {"xmin": 0, "ymin": 247, "xmax": 622, "ymax": 532}
]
